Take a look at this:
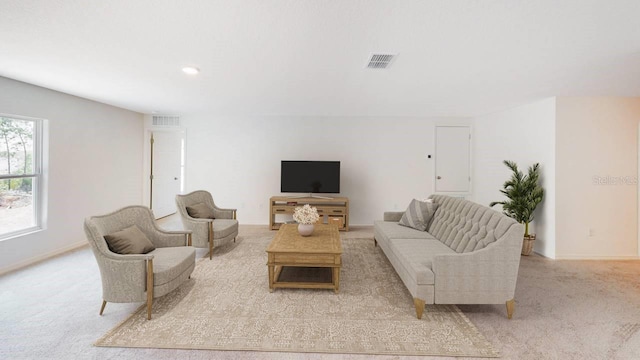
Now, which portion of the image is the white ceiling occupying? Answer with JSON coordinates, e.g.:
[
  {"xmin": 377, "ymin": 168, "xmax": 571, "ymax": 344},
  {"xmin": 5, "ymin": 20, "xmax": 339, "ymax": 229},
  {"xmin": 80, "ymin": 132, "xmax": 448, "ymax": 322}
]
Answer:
[{"xmin": 1, "ymin": 0, "xmax": 640, "ymax": 117}]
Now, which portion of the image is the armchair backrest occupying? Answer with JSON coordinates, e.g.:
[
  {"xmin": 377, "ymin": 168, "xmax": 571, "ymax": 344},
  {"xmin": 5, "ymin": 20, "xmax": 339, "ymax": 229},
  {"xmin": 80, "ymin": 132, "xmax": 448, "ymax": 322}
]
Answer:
[
  {"xmin": 175, "ymin": 190, "xmax": 216, "ymax": 218},
  {"xmin": 84, "ymin": 205, "xmax": 159, "ymax": 257}
]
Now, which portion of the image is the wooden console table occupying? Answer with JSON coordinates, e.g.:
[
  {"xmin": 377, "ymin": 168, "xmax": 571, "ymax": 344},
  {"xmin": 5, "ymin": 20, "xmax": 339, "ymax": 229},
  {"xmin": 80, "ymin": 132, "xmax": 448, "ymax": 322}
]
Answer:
[{"xmin": 269, "ymin": 196, "xmax": 349, "ymax": 231}]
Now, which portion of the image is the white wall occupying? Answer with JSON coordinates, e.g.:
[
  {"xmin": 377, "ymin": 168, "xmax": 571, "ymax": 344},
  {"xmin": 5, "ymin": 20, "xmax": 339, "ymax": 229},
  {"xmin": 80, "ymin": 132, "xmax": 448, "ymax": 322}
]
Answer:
[
  {"xmin": 556, "ymin": 97, "xmax": 640, "ymax": 259},
  {"xmin": 181, "ymin": 116, "xmax": 471, "ymax": 225},
  {"xmin": 472, "ymin": 98, "xmax": 556, "ymax": 258},
  {"xmin": 0, "ymin": 77, "xmax": 144, "ymax": 274}
]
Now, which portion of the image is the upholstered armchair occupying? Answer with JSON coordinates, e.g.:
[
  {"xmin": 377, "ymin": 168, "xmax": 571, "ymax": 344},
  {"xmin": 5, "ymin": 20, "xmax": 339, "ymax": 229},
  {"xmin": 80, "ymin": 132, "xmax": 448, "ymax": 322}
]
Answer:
[
  {"xmin": 84, "ymin": 205, "xmax": 195, "ymax": 320},
  {"xmin": 175, "ymin": 190, "xmax": 239, "ymax": 260}
]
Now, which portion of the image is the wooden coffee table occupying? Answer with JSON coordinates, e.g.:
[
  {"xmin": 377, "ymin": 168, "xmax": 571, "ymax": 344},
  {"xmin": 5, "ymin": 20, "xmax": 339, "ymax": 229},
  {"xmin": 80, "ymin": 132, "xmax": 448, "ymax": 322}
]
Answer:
[{"xmin": 266, "ymin": 224, "xmax": 342, "ymax": 293}]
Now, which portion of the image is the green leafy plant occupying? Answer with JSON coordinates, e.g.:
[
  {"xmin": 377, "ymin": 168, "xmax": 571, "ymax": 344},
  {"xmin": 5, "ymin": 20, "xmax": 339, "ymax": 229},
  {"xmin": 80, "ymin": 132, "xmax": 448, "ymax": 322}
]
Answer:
[{"xmin": 490, "ymin": 160, "xmax": 544, "ymax": 237}]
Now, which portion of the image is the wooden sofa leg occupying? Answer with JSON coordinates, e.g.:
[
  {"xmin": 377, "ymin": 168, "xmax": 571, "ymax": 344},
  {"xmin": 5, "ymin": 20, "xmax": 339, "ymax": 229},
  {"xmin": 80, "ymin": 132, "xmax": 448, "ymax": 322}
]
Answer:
[
  {"xmin": 506, "ymin": 299, "xmax": 515, "ymax": 319},
  {"xmin": 147, "ymin": 259, "xmax": 154, "ymax": 320},
  {"xmin": 414, "ymin": 298, "xmax": 425, "ymax": 319},
  {"xmin": 99, "ymin": 300, "xmax": 107, "ymax": 315},
  {"xmin": 374, "ymin": 238, "xmax": 377, "ymax": 247}
]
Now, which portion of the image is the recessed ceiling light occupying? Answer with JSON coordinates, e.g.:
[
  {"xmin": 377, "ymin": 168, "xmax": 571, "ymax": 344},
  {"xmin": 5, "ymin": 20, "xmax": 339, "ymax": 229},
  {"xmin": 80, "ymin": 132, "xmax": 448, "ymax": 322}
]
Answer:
[{"xmin": 182, "ymin": 66, "xmax": 200, "ymax": 75}]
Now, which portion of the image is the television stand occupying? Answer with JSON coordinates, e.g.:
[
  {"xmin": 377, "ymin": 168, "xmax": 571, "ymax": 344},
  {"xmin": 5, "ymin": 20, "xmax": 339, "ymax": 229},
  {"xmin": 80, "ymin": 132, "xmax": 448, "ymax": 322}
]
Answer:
[{"xmin": 269, "ymin": 196, "xmax": 349, "ymax": 231}]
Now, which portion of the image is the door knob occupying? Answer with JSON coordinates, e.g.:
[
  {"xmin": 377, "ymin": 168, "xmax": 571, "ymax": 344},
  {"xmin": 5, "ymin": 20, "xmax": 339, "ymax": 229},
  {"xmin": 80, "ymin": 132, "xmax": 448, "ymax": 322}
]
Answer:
[{"xmin": 437, "ymin": 176, "xmax": 442, "ymax": 179}]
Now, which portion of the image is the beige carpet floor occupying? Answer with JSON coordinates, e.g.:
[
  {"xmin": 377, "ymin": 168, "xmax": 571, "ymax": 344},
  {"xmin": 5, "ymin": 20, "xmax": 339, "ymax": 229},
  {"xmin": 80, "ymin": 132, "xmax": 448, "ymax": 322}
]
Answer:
[
  {"xmin": 95, "ymin": 232, "xmax": 498, "ymax": 357},
  {"xmin": 3, "ymin": 223, "xmax": 640, "ymax": 359}
]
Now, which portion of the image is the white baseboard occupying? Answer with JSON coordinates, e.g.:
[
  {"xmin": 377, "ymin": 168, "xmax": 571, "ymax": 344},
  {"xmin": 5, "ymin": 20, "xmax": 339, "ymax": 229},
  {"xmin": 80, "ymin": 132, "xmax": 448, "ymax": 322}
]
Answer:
[
  {"xmin": 554, "ymin": 255, "xmax": 640, "ymax": 260},
  {"xmin": 0, "ymin": 240, "xmax": 89, "ymax": 276}
]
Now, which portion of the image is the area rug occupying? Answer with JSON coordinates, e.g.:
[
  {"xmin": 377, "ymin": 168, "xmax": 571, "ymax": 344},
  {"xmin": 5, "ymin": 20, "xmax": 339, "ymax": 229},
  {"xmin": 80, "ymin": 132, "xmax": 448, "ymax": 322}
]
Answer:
[{"xmin": 95, "ymin": 233, "xmax": 499, "ymax": 357}]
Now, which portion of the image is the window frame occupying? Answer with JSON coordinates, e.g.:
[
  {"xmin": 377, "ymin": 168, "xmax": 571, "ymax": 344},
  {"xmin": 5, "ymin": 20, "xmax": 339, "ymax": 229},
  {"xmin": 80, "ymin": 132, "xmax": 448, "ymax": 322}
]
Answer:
[{"xmin": 0, "ymin": 114, "xmax": 45, "ymax": 240}]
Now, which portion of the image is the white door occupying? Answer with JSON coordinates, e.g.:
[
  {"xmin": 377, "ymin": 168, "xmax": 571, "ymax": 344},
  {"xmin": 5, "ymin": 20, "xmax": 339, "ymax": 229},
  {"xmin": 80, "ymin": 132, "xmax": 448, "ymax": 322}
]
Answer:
[
  {"xmin": 150, "ymin": 131, "xmax": 183, "ymax": 218},
  {"xmin": 435, "ymin": 126, "xmax": 471, "ymax": 193}
]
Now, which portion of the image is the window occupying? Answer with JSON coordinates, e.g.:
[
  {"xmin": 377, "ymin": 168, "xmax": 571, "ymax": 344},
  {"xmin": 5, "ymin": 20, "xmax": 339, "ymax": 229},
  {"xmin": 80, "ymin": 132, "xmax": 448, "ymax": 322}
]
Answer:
[{"xmin": 0, "ymin": 115, "xmax": 44, "ymax": 239}]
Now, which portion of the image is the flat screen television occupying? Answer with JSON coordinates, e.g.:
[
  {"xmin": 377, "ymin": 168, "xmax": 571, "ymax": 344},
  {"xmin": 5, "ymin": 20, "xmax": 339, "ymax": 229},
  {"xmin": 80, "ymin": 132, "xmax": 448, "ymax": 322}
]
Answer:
[{"xmin": 281, "ymin": 161, "xmax": 340, "ymax": 194}]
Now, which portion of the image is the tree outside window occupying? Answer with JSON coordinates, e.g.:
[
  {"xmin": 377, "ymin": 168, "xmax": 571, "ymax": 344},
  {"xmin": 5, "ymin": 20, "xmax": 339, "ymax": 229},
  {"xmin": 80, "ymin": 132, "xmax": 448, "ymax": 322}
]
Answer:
[{"xmin": 0, "ymin": 115, "xmax": 43, "ymax": 238}]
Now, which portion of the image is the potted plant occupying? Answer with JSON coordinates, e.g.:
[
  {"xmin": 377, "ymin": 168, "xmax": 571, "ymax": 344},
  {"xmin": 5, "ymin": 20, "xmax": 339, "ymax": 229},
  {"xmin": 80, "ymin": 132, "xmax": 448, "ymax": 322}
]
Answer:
[{"xmin": 490, "ymin": 160, "xmax": 544, "ymax": 256}]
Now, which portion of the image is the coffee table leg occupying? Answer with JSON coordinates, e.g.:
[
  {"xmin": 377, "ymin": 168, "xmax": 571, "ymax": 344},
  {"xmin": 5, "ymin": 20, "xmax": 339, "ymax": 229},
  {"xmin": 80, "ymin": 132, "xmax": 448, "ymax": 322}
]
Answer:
[
  {"xmin": 332, "ymin": 267, "xmax": 340, "ymax": 293},
  {"xmin": 268, "ymin": 265, "xmax": 275, "ymax": 292}
]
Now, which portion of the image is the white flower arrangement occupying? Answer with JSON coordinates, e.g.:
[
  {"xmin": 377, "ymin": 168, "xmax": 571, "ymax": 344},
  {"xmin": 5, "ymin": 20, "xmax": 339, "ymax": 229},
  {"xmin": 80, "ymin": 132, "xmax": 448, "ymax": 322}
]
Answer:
[{"xmin": 293, "ymin": 204, "xmax": 320, "ymax": 225}]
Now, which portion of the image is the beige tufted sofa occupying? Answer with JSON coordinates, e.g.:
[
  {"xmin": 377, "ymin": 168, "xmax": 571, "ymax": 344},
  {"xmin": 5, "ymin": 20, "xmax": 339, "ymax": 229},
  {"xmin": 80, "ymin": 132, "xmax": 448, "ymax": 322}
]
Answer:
[{"xmin": 373, "ymin": 195, "xmax": 524, "ymax": 319}]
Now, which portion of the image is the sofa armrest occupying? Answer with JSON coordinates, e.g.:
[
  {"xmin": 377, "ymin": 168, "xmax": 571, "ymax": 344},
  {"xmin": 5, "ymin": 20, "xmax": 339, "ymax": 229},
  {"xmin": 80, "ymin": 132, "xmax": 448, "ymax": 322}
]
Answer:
[
  {"xmin": 102, "ymin": 251, "xmax": 153, "ymax": 262},
  {"xmin": 213, "ymin": 207, "xmax": 237, "ymax": 219},
  {"xmin": 183, "ymin": 216, "xmax": 213, "ymax": 223},
  {"xmin": 150, "ymin": 228, "xmax": 193, "ymax": 248},
  {"xmin": 383, "ymin": 211, "xmax": 404, "ymax": 222},
  {"xmin": 98, "ymin": 255, "xmax": 150, "ymax": 302},
  {"xmin": 178, "ymin": 216, "xmax": 210, "ymax": 247},
  {"xmin": 432, "ymin": 223, "xmax": 524, "ymax": 303}
]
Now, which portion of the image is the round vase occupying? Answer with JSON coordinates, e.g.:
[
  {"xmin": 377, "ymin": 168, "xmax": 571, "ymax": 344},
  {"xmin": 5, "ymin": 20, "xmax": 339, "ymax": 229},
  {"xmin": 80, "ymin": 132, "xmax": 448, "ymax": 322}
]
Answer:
[{"xmin": 298, "ymin": 223, "xmax": 314, "ymax": 236}]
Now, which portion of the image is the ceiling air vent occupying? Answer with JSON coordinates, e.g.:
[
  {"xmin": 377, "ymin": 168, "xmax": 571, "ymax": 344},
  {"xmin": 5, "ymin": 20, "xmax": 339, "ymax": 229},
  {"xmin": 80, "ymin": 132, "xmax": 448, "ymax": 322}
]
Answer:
[
  {"xmin": 366, "ymin": 53, "xmax": 397, "ymax": 69},
  {"xmin": 152, "ymin": 115, "xmax": 180, "ymax": 127}
]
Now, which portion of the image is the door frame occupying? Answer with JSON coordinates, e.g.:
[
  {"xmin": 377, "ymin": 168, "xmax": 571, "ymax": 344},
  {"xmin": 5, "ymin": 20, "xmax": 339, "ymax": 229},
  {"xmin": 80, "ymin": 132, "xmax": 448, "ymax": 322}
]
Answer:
[
  {"xmin": 433, "ymin": 124, "xmax": 473, "ymax": 197},
  {"xmin": 142, "ymin": 125, "xmax": 187, "ymax": 213}
]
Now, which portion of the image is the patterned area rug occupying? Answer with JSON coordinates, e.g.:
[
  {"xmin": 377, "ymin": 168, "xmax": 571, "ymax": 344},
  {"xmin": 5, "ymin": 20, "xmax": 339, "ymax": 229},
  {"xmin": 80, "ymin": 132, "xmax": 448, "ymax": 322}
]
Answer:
[{"xmin": 95, "ymin": 234, "xmax": 499, "ymax": 357}]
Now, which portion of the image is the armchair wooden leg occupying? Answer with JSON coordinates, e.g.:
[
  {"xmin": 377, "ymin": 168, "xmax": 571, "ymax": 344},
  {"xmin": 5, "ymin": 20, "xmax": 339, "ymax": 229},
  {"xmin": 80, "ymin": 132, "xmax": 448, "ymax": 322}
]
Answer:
[
  {"xmin": 506, "ymin": 299, "xmax": 515, "ymax": 319},
  {"xmin": 147, "ymin": 259, "xmax": 154, "ymax": 320},
  {"xmin": 208, "ymin": 222, "xmax": 214, "ymax": 260},
  {"xmin": 99, "ymin": 300, "xmax": 107, "ymax": 315},
  {"xmin": 413, "ymin": 298, "xmax": 425, "ymax": 319}
]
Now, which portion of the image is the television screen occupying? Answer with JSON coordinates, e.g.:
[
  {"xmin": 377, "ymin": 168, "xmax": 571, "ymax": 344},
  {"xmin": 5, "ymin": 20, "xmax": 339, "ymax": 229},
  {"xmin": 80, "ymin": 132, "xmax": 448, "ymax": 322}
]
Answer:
[{"xmin": 281, "ymin": 161, "xmax": 340, "ymax": 194}]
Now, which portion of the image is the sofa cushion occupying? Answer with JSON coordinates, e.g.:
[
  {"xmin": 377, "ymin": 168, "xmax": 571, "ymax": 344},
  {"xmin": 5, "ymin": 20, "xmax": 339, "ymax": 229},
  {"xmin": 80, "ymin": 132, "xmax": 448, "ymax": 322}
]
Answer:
[
  {"xmin": 104, "ymin": 225, "xmax": 155, "ymax": 255},
  {"xmin": 148, "ymin": 246, "xmax": 196, "ymax": 286},
  {"xmin": 399, "ymin": 199, "xmax": 438, "ymax": 231},
  {"xmin": 186, "ymin": 202, "xmax": 215, "ymax": 219},
  {"xmin": 374, "ymin": 220, "xmax": 436, "ymax": 240},
  {"xmin": 388, "ymin": 238, "xmax": 456, "ymax": 285}
]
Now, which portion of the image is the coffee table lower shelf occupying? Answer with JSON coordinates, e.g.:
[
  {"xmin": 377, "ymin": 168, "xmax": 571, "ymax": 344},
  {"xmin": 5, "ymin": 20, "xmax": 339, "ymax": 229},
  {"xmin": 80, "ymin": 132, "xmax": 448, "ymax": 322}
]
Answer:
[{"xmin": 268, "ymin": 265, "xmax": 341, "ymax": 293}]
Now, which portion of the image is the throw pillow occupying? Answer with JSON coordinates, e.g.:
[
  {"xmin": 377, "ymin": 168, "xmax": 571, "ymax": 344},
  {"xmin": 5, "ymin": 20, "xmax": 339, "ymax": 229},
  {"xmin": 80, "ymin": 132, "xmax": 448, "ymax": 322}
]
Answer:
[
  {"xmin": 104, "ymin": 225, "xmax": 156, "ymax": 254},
  {"xmin": 186, "ymin": 202, "xmax": 215, "ymax": 219},
  {"xmin": 398, "ymin": 199, "xmax": 439, "ymax": 231}
]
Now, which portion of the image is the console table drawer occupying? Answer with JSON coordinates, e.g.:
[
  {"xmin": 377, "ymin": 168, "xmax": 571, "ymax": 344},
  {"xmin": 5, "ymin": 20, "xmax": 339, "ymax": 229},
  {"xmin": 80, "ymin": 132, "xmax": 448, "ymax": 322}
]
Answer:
[
  {"xmin": 325, "ymin": 207, "xmax": 345, "ymax": 214},
  {"xmin": 272, "ymin": 205, "xmax": 293, "ymax": 214}
]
